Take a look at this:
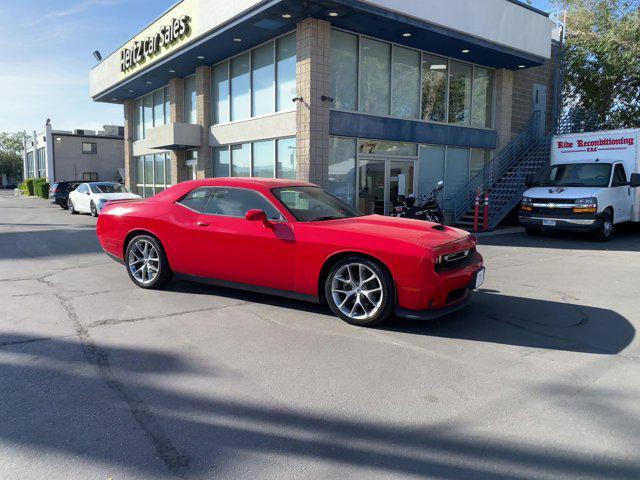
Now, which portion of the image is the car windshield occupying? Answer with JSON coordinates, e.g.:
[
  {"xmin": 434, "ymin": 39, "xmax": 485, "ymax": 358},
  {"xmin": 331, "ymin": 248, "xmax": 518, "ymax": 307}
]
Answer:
[
  {"xmin": 540, "ymin": 163, "xmax": 612, "ymax": 188},
  {"xmin": 90, "ymin": 183, "xmax": 128, "ymax": 194},
  {"xmin": 272, "ymin": 186, "xmax": 362, "ymax": 222}
]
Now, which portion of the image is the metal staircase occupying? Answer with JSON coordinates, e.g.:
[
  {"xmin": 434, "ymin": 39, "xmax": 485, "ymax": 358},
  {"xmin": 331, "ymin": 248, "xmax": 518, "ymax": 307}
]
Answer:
[{"xmin": 453, "ymin": 112, "xmax": 552, "ymax": 231}]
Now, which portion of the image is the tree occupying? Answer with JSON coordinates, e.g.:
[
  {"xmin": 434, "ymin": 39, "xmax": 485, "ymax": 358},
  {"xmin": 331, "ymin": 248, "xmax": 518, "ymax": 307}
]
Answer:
[
  {"xmin": 557, "ymin": 0, "xmax": 640, "ymax": 129},
  {"xmin": 0, "ymin": 131, "xmax": 26, "ymax": 179}
]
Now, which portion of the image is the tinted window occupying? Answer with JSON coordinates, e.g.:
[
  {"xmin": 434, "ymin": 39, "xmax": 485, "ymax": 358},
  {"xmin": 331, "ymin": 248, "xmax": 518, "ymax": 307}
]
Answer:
[
  {"xmin": 612, "ymin": 164, "xmax": 627, "ymax": 186},
  {"xmin": 272, "ymin": 186, "xmax": 361, "ymax": 222},
  {"xmin": 178, "ymin": 188, "xmax": 210, "ymax": 213},
  {"xmin": 205, "ymin": 188, "xmax": 282, "ymax": 220},
  {"xmin": 91, "ymin": 183, "xmax": 127, "ymax": 194}
]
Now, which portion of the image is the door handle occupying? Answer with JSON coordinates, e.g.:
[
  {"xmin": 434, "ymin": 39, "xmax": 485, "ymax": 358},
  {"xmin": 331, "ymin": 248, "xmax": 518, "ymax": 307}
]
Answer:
[{"xmin": 195, "ymin": 221, "xmax": 210, "ymax": 227}]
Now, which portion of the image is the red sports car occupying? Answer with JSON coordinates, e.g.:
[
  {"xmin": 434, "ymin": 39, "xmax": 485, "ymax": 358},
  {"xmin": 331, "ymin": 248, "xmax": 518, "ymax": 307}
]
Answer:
[{"xmin": 96, "ymin": 178, "xmax": 484, "ymax": 326}]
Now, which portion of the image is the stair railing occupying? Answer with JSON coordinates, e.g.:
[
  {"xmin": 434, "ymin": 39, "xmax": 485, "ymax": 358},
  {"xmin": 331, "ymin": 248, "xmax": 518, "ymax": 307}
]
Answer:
[{"xmin": 453, "ymin": 111, "xmax": 541, "ymax": 223}]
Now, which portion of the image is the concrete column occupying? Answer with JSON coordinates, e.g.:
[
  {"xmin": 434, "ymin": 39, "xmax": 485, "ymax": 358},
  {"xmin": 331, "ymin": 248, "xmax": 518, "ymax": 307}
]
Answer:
[
  {"xmin": 295, "ymin": 18, "xmax": 331, "ymax": 186},
  {"xmin": 195, "ymin": 65, "xmax": 212, "ymax": 179},
  {"xmin": 494, "ymin": 69, "xmax": 514, "ymax": 152},
  {"xmin": 44, "ymin": 123, "xmax": 54, "ymax": 182},
  {"xmin": 123, "ymin": 100, "xmax": 135, "ymax": 191},
  {"xmin": 168, "ymin": 77, "xmax": 188, "ymax": 184}
]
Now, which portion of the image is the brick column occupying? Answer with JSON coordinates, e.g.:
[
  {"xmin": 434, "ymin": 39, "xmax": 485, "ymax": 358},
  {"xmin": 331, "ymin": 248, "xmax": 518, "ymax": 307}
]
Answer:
[
  {"xmin": 196, "ymin": 65, "xmax": 212, "ymax": 179},
  {"xmin": 168, "ymin": 77, "xmax": 188, "ymax": 185},
  {"xmin": 296, "ymin": 18, "xmax": 331, "ymax": 186},
  {"xmin": 123, "ymin": 100, "xmax": 135, "ymax": 191}
]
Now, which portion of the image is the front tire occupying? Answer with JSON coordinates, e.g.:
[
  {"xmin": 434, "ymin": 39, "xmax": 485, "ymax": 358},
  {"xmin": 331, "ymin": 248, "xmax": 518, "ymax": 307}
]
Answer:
[
  {"xmin": 593, "ymin": 209, "xmax": 614, "ymax": 242},
  {"xmin": 90, "ymin": 201, "xmax": 98, "ymax": 217},
  {"xmin": 68, "ymin": 199, "xmax": 78, "ymax": 214},
  {"xmin": 125, "ymin": 235, "xmax": 172, "ymax": 289},
  {"xmin": 324, "ymin": 257, "xmax": 394, "ymax": 327}
]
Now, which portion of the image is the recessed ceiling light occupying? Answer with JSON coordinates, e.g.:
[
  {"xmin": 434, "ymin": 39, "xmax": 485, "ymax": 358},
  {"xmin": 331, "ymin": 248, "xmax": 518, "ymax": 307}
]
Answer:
[
  {"xmin": 145, "ymin": 81, "xmax": 152, "ymax": 84},
  {"xmin": 402, "ymin": 32, "xmax": 412, "ymax": 37},
  {"xmin": 233, "ymin": 37, "xmax": 242, "ymax": 42},
  {"xmin": 430, "ymin": 64, "xmax": 447, "ymax": 70},
  {"xmin": 111, "ymin": 97, "xmax": 118, "ymax": 101},
  {"xmin": 169, "ymin": 69, "xmax": 175, "ymax": 73},
  {"xmin": 461, "ymin": 49, "xmax": 470, "ymax": 53},
  {"xmin": 328, "ymin": 11, "xmax": 339, "ymax": 17},
  {"xmin": 281, "ymin": 13, "xmax": 292, "ymax": 19},
  {"xmin": 128, "ymin": 89, "xmax": 134, "ymax": 93},
  {"xmin": 518, "ymin": 64, "xmax": 526, "ymax": 68},
  {"xmin": 197, "ymin": 55, "xmax": 205, "ymax": 59}
]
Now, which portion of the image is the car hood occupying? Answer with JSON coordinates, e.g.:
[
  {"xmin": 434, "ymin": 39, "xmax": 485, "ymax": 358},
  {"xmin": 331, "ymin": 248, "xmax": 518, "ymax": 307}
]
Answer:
[
  {"xmin": 94, "ymin": 193, "xmax": 142, "ymax": 201},
  {"xmin": 524, "ymin": 186, "xmax": 604, "ymax": 199},
  {"xmin": 309, "ymin": 215, "xmax": 471, "ymax": 250}
]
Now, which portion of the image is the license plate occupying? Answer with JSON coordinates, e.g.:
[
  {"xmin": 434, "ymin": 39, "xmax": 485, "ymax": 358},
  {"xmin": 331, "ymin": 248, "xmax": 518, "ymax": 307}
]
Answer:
[
  {"xmin": 474, "ymin": 268, "xmax": 485, "ymax": 289},
  {"xmin": 543, "ymin": 219, "xmax": 556, "ymax": 226}
]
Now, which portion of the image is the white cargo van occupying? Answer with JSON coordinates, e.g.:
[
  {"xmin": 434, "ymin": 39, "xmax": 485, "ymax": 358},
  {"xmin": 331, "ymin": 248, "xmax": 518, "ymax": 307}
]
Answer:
[{"xmin": 519, "ymin": 128, "xmax": 640, "ymax": 241}]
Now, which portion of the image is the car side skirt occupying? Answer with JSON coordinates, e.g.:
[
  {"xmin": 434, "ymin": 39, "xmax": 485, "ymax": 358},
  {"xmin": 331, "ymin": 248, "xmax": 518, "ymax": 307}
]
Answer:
[
  {"xmin": 105, "ymin": 250, "xmax": 125, "ymax": 265},
  {"xmin": 174, "ymin": 273, "xmax": 320, "ymax": 304}
]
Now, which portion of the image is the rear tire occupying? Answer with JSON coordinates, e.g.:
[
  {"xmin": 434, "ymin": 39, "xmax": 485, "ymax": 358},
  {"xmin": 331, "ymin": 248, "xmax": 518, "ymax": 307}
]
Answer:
[
  {"xmin": 68, "ymin": 199, "xmax": 78, "ymax": 215},
  {"xmin": 125, "ymin": 235, "xmax": 172, "ymax": 289},
  {"xmin": 593, "ymin": 209, "xmax": 614, "ymax": 242},
  {"xmin": 90, "ymin": 201, "xmax": 98, "ymax": 217},
  {"xmin": 324, "ymin": 256, "xmax": 394, "ymax": 327},
  {"xmin": 60, "ymin": 200, "xmax": 68, "ymax": 210}
]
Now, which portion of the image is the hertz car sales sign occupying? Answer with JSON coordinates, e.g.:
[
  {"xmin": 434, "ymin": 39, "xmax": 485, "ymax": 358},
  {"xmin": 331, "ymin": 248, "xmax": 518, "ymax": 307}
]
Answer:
[{"xmin": 120, "ymin": 15, "xmax": 190, "ymax": 72}]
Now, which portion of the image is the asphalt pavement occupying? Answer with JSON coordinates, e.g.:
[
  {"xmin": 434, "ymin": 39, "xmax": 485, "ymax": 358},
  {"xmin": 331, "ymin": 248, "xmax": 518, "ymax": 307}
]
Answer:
[{"xmin": 1, "ymin": 189, "xmax": 640, "ymax": 479}]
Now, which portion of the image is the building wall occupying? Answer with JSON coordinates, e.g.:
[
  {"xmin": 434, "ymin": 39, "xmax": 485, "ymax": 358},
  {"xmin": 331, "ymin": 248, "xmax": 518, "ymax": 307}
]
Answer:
[{"xmin": 50, "ymin": 135, "xmax": 124, "ymax": 182}]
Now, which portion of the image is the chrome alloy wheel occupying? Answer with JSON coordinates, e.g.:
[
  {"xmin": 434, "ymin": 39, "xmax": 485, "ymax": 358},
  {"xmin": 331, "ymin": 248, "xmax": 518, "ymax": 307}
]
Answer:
[
  {"xmin": 331, "ymin": 263, "xmax": 384, "ymax": 321},
  {"xmin": 128, "ymin": 239, "xmax": 160, "ymax": 285}
]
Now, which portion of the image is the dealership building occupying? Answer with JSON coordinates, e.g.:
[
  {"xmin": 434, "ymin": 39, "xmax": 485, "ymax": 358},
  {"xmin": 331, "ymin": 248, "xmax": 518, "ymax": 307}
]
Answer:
[
  {"xmin": 23, "ymin": 123, "xmax": 125, "ymax": 183},
  {"xmin": 90, "ymin": 0, "xmax": 559, "ymax": 217}
]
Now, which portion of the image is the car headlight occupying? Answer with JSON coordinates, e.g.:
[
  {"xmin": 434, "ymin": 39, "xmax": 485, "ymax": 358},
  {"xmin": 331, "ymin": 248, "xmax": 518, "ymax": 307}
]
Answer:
[
  {"xmin": 521, "ymin": 196, "xmax": 533, "ymax": 211},
  {"xmin": 573, "ymin": 197, "xmax": 597, "ymax": 213}
]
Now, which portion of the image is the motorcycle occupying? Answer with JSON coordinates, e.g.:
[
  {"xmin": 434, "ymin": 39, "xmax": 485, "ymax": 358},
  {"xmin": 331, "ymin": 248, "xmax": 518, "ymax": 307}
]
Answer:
[{"xmin": 393, "ymin": 181, "xmax": 445, "ymax": 224}]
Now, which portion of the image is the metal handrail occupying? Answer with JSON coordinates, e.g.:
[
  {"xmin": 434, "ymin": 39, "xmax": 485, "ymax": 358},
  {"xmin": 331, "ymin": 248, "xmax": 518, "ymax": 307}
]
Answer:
[{"xmin": 453, "ymin": 112, "xmax": 541, "ymax": 222}]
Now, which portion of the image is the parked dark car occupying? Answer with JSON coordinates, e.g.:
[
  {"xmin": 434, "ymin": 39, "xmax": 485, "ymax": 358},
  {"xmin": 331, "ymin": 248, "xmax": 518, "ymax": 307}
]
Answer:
[{"xmin": 49, "ymin": 181, "xmax": 82, "ymax": 209}]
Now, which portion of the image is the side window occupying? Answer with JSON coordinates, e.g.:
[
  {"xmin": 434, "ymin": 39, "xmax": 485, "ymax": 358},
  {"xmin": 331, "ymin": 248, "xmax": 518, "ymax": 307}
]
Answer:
[
  {"xmin": 76, "ymin": 184, "xmax": 87, "ymax": 194},
  {"xmin": 178, "ymin": 188, "xmax": 211, "ymax": 213},
  {"xmin": 205, "ymin": 188, "xmax": 283, "ymax": 220},
  {"xmin": 612, "ymin": 164, "xmax": 627, "ymax": 187}
]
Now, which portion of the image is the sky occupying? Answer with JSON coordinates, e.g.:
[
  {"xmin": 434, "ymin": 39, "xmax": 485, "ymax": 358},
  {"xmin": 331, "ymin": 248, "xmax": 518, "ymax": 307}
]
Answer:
[{"xmin": 0, "ymin": 0, "xmax": 555, "ymax": 134}]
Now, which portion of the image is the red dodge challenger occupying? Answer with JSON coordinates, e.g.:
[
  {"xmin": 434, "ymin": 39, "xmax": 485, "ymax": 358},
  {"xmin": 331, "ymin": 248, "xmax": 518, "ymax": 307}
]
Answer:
[{"xmin": 96, "ymin": 178, "xmax": 484, "ymax": 326}]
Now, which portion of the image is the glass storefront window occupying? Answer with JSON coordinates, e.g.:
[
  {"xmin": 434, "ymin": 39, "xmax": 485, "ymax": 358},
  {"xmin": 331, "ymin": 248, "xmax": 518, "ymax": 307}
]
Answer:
[
  {"xmin": 358, "ymin": 140, "xmax": 417, "ymax": 156},
  {"xmin": 422, "ymin": 54, "xmax": 448, "ymax": 122},
  {"xmin": 470, "ymin": 148, "xmax": 491, "ymax": 179},
  {"xmin": 276, "ymin": 137, "xmax": 296, "ymax": 179},
  {"xmin": 448, "ymin": 61, "xmax": 472, "ymax": 125},
  {"xmin": 328, "ymin": 137, "xmax": 357, "ymax": 207},
  {"xmin": 360, "ymin": 37, "xmax": 390, "ymax": 116},
  {"xmin": 331, "ymin": 30, "xmax": 358, "ymax": 111},
  {"xmin": 184, "ymin": 75, "xmax": 197, "ymax": 124},
  {"xmin": 134, "ymin": 87, "xmax": 168, "ymax": 140},
  {"xmin": 135, "ymin": 152, "xmax": 171, "ymax": 197},
  {"xmin": 231, "ymin": 53, "xmax": 251, "ymax": 121},
  {"xmin": 472, "ymin": 67, "xmax": 494, "ymax": 128},
  {"xmin": 134, "ymin": 97, "xmax": 143, "ymax": 140},
  {"xmin": 391, "ymin": 45, "xmax": 421, "ymax": 119},
  {"xmin": 213, "ymin": 146, "xmax": 230, "ymax": 177},
  {"xmin": 443, "ymin": 147, "xmax": 470, "ymax": 211},
  {"xmin": 212, "ymin": 61, "xmax": 230, "ymax": 124},
  {"xmin": 143, "ymin": 94, "xmax": 153, "ymax": 134},
  {"xmin": 231, "ymin": 143, "xmax": 251, "ymax": 177},
  {"xmin": 252, "ymin": 43, "xmax": 275, "ymax": 117},
  {"xmin": 154, "ymin": 154, "xmax": 165, "ymax": 185},
  {"xmin": 252, "ymin": 140, "xmax": 275, "ymax": 178},
  {"xmin": 276, "ymin": 33, "xmax": 296, "ymax": 111},
  {"xmin": 164, "ymin": 88, "xmax": 170, "ymax": 123},
  {"xmin": 153, "ymin": 89, "xmax": 164, "ymax": 127}
]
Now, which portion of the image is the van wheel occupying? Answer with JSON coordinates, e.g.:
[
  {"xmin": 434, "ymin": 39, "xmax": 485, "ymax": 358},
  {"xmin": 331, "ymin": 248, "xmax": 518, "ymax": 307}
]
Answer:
[
  {"xmin": 593, "ymin": 209, "xmax": 614, "ymax": 242},
  {"xmin": 324, "ymin": 256, "xmax": 394, "ymax": 327}
]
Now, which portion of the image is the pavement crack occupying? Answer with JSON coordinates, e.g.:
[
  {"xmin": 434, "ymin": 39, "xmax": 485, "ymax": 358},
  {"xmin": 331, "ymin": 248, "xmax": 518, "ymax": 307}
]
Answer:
[
  {"xmin": 0, "ymin": 334, "xmax": 75, "ymax": 348},
  {"xmin": 51, "ymin": 291, "xmax": 191, "ymax": 477}
]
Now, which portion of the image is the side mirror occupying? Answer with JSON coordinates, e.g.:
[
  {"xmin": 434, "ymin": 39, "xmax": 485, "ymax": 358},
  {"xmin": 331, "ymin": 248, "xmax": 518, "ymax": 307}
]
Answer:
[
  {"xmin": 245, "ymin": 209, "xmax": 273, "ymax": 228},
  {"xmin": 524, "ymin": 174, "xmax": 534, "ymax": 188},
  {"xmin": 630, "ymin": 173, "xmax": 640, "ymax": 188}
]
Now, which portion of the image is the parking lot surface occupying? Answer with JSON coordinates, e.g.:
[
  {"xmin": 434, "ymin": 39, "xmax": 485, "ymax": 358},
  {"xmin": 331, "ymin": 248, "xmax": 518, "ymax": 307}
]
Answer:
[{"xmin": 1, "ymin": 190, "xmax": 640, "ymax": 479}]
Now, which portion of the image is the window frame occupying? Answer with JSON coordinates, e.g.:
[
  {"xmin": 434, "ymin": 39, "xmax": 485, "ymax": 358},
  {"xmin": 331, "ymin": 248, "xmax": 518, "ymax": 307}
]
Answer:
[
  {"xmin": 330, "ymin": 27, "xmax": 496, "ymax": 131},
  {"xmin": 82, "ymin": 142, "xmax": 97, "ymax": 155},
  {"xmin": 134, "ymin": 151, "xmax": 172, "ymax": 197},
  {"xmin": 133, "ymin": 85, "xmax": 170, "ymax": 141}
]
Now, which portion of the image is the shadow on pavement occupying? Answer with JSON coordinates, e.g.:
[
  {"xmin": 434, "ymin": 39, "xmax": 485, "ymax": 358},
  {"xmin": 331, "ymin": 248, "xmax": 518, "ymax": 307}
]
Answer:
[
  {"xmin": 479, "ymin": 223, "xmax": 640, "ymax": 252},
  {"xmin": 1, "ymin": 333, "xmax": 639, "ymax": 479},
  {"xmin": 0, "ymin": 228, "xmax": 101, "ymax": 259}
]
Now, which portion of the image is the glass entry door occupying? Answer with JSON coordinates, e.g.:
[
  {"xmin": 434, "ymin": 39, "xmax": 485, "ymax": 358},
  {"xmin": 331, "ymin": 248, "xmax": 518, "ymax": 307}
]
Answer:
[{"xmin": 357, "ymin": 158, "xmax": 416, "ymax": 215}]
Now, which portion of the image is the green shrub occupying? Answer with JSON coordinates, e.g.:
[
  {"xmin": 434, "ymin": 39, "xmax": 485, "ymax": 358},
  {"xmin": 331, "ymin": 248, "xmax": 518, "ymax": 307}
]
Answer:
[
  {"xmin": 34, "ymin": 180, "xmax": 50, "ymax": 199},
  {"xmin": 17, "ymin": 182, "xmax": 28, "ymax": 193},
  {"xmin": 24, "ymin": 178, "xmax": 35, "ymax": 196}
]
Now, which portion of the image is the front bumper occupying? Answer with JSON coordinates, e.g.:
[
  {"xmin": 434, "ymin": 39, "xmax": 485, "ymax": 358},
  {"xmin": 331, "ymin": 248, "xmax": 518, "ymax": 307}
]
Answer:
[
  {"xmin": 395, "ymin": 267, "xmax": 484, "ymax": 321},
  {"xmin": 519, "ymin": 212, "xmax": 602, "ymax": 231}
]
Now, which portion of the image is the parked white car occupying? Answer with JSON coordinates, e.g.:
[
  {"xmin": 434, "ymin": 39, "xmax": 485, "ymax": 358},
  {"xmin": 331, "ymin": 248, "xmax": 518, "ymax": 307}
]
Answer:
[{"xmin": 68, "ymin": 182, "xmax": 141, "ymax": 217}]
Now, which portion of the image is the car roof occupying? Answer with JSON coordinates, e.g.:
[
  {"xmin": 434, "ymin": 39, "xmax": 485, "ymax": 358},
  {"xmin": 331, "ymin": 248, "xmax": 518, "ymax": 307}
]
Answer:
[{"xmin": 179, "ymin": 178, "xmax": 316, "ymax": 188}]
